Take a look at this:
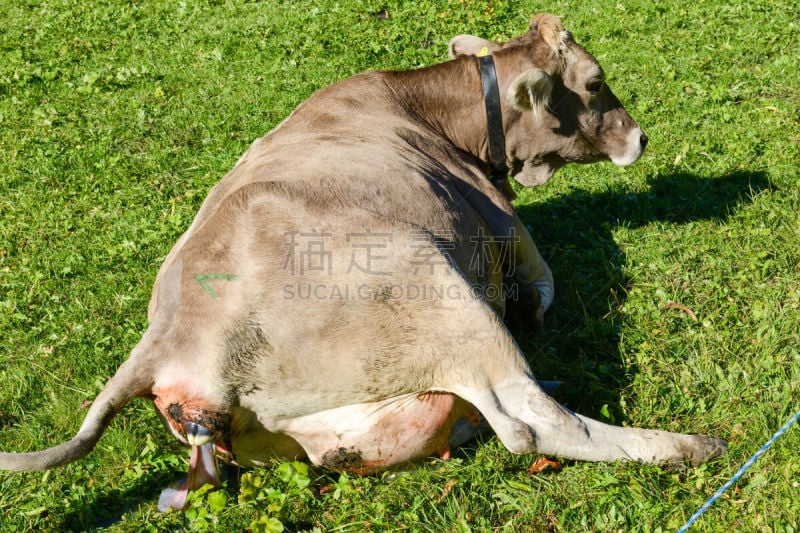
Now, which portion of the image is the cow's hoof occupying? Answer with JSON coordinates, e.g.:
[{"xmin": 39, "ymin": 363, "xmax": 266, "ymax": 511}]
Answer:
[
  {"xmin": 664, "ymin": 435, "xmax": 728, "ymax": 470},
  {"xmin": 690, "ymin": 435, "xmax": 728, "ymax": 466}
]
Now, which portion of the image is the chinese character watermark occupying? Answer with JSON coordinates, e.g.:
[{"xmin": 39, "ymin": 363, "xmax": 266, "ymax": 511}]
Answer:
[
  {"xmin": 283, "ymin": 230, "xmax": 333, "ymax": 275},
  {"xmin": 410, "ymin": 229, "xmax": 455, "ymax": 276},
  {"xmin": 346, "ymin": 230, "xmax": 393, "ymax": 276},
  {"xmin": 469, "ymin": 227, "xmax": 520, "ymax": 278}
]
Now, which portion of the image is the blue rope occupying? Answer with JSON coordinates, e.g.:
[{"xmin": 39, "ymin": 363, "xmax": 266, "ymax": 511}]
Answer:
[{"xmin": 677, "ymin": 410, "xmax": 800, "ymax": 532}]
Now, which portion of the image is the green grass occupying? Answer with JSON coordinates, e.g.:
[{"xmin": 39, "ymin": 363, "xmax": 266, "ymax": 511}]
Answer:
[{"xmin": 1, "ymin": 0, "xmax": 798, "ymax": 531}]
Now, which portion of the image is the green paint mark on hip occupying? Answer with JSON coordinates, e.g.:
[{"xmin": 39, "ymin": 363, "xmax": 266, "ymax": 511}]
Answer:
[{"xmin": 195, "ymin": 274, "xmax": 239, "ymax": 298}]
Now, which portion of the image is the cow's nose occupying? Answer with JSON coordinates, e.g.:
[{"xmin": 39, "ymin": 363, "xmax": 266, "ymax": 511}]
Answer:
[{"xmin": 640, "ymin": 133, "xmax": 649, "ymax": 149}]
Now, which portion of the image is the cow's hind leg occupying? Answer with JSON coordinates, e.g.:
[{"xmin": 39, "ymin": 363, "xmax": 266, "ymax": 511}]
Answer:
[
  {"xmin": 451, "ymin": 377, "xmax": 726, "ymax": 466},
  {"xmin": 396, "ymin": 234, "xmax": 724, "ymax": 467}
]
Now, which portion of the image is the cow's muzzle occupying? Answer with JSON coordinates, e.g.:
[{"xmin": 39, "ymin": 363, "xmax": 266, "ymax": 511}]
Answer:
[{"xmin": 610, "ymin": 126, "xmax": 648, "ymax": 167}]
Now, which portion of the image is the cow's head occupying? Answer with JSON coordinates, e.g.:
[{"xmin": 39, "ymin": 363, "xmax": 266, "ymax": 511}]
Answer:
[{"xmin": 449, "ymin": 14, "xmax": 648, "ymax": 186}]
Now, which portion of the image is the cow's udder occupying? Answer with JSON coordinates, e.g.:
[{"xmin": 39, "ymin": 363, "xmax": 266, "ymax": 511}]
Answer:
[{"xmin": 274, "ymin": 392, "xmax": 480, "ymax": 474}]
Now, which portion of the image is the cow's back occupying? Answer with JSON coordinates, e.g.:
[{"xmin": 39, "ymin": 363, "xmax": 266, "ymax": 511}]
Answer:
[{"xmin": 149, "ymin": 70, "xmax": 512, "ymax": 321}]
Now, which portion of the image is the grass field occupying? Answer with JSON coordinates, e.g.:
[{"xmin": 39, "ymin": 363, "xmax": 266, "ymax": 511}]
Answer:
[{"xmin": 1, "ymin": 0, "xmax": 798, "ymax": 531}]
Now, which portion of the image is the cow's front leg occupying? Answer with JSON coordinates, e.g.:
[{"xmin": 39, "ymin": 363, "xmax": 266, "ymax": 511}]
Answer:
[
  {"xmin": 503, "ymin": 214, "xmax": 553, "ymax": 331},
  {"xmin": 503, "ymin": 272, "xmax": 544, "ymax": 332}
]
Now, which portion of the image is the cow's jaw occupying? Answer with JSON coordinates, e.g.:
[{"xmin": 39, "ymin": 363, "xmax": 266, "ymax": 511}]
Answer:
[{"xmin": 513, "ymin": 154, "xmax": 566, "ymax": 186}]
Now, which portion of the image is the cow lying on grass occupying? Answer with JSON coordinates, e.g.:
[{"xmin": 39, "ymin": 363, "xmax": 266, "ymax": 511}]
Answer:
[{"xmin": 0, "ymin": 14, "xmax": 726, "ymax": 510}]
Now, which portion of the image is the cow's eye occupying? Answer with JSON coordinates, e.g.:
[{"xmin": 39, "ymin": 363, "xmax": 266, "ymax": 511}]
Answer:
[{"xmin": 586, "ymin": 80, "xmax": 603, "ymax": 95}]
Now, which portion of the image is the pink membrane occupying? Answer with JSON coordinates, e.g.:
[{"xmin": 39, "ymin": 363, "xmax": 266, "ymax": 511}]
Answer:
[{"xmin": 157, "ymin": 442, "xmax": 219, "ymax": 511}]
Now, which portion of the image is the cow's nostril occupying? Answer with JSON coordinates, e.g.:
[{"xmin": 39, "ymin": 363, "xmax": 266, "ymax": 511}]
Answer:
[{"xmin": 640, "ymin": 133, "xmax": 649, "ymax": 149}]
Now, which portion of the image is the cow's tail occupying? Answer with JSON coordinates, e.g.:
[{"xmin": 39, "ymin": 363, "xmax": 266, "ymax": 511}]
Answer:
[{"xmin": 0, "ymin": 356, "xmax": 150, "ymax": 471}]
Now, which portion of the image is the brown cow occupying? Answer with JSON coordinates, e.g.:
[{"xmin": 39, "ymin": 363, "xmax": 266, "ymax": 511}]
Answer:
[{"xmin": 0, "ymin": 14, "xmax": 725, "ymax": 510}]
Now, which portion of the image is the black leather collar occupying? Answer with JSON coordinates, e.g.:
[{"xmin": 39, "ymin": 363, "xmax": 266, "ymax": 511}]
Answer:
[{"xmin": 478, "ymin": 55, "xmax": 508, "ymax": 184}]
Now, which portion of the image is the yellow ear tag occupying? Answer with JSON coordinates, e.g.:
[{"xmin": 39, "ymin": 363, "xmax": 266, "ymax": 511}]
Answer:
[{"xmin": 476, "ymin": 46, "xmax": 490, "ymax": 57}]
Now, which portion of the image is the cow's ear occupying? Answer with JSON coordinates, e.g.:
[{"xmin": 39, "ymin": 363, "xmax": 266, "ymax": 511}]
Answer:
[
  {"xmin": 507, "ymin": 68, "xmax": 552, "ymax": 120},
  {"xmin": 448, "ymin": 35, "xmax": 502, "ymax": 59},
  {"xmin": 528, "ymin": 13, "xmax": 570, "ymax": 53}
]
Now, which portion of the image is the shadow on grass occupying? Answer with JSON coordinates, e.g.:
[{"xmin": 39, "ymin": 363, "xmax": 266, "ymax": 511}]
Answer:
[
  {"xmin": 511, "ymin": 169, "xmax": 771, "ymax": 419},
  {"xmin": 60, "ymin": 468, "xmax": 179, "ymax": 530}
]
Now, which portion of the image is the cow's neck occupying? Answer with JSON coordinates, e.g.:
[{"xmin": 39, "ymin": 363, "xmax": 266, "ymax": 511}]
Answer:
[{"xmin": 384, "ymin": 58, "xmax": 499, "ymax": 177}]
